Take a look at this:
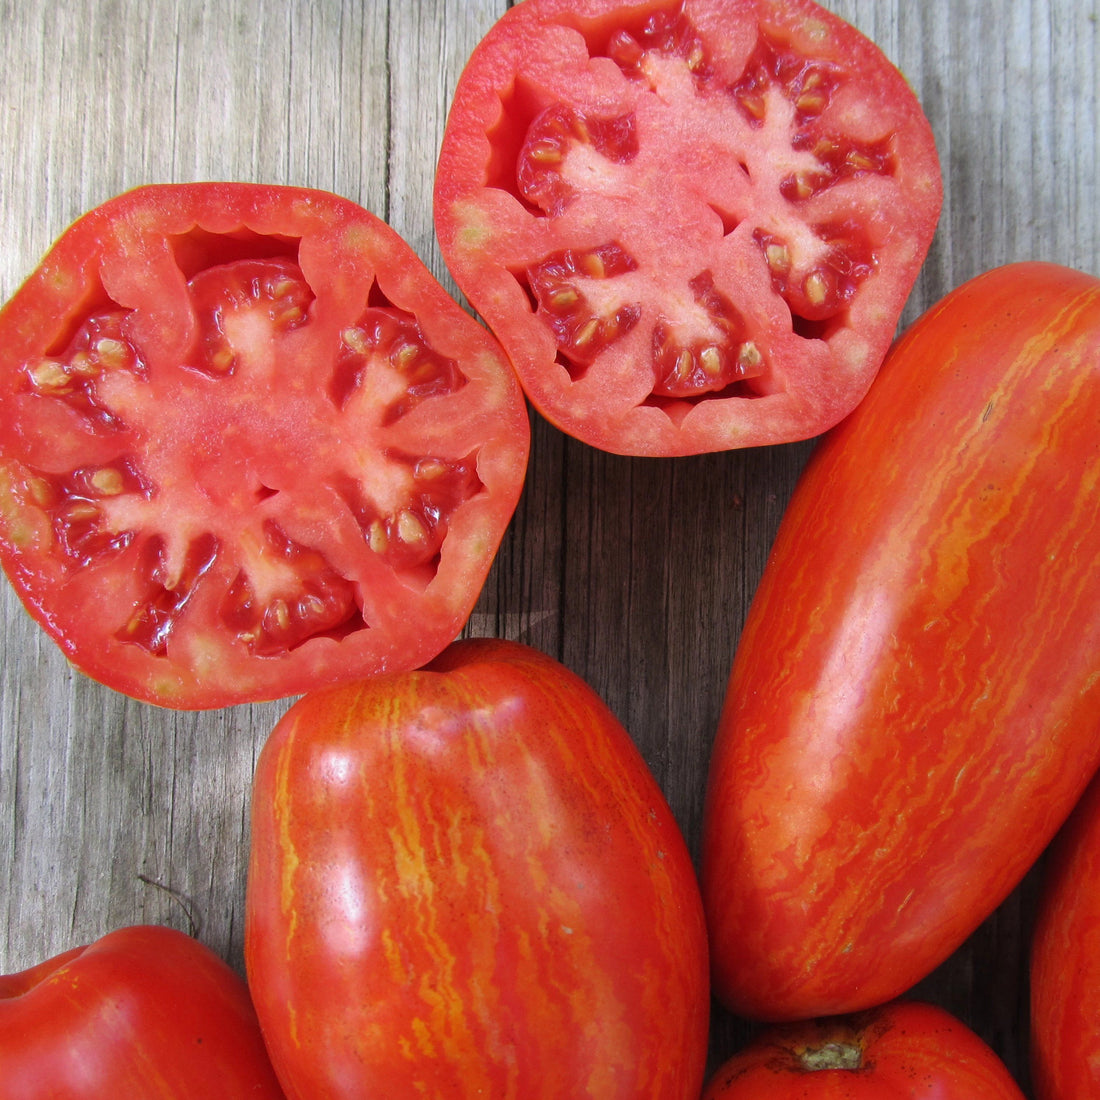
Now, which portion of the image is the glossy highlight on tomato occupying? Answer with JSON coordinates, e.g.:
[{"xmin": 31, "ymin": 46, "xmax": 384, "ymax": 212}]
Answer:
[
  {"xmin": 0, "ymin": 183, "xmax": 530, "ymax": 708},
  {"xmin": 435, "ymin": 0, "xmax": 942, "ymax": 456},
  {"xmin": 1031, "ymin": 770, "xmax": 1100, "ymax": 1100},
  {"xmin": 0, "ymin": 924, "xmax": 286, "ymax": 1099},
  {"xmin": 245, "ymin": 637, "xmax": 709, "ymax": 1100},
  {"xmin": 702, "ymin": 262, "xmax": 1100, "ymax": 1020},
  {"xmin": 702, "ymin": 1001, "xmax": 1026, "ymax": 1098}
]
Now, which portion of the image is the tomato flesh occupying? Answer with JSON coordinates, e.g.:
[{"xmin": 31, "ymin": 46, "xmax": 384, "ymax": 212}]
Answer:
[
  {"xmin": 435, "ymin": 0, "xmax": 942, "ymax": 455},
  {"xmin": 0, "ymin": 184, "xmax": 530, "ymax": 708}
]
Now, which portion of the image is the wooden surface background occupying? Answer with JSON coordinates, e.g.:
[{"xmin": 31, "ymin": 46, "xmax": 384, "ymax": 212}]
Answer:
[{"xmin": 1, "ymin": 0, "xmax": 1097, "ymax": 1092}]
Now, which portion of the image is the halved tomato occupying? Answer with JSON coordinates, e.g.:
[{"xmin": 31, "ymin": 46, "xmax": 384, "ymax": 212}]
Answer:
[
  {"xmin": 0, "ymin": 184, "xmax": 530, "ymax": 708},
  {"xmin": 435, "ymin": 0, "xmax": 942, "ymax": 456}
]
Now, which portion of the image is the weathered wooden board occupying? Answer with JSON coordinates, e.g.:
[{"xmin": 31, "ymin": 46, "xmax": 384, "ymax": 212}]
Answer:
[{"xmin": 1, "ymin": 1, "xmax": 1097, "ymax": 1092}]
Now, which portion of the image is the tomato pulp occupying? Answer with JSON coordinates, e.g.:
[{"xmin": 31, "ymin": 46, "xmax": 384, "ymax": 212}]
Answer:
[
  {"xmin": 0, "ymin": 184, "xmax": 529, "ymax": 708},
  {"xmin": 702, "ymin": 262, "xmax": 1100, "ymax": 1020},
  {"xmin": 435, "ymin": 0, "xmax": 942, "ymax": 455},
  {"xmin": 245, "ymin": 638, "xmax": 710, "ymax": 1100}
]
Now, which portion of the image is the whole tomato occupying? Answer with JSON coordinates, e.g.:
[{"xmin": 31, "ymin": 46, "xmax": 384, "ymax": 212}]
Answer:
[
  {"xmin": 702, "ymin": 262, "xmax": 1100, "ymax": 1020},
  {"xmin": 703, "ymin": 1001, "xmax": 1026, "ymax": 1098},
  {"xmin": 0, "ymin": 924, "xmax": 286, "ymax": 1099},
  {"xmin": 245, "ymin": 637, "xmax": 709, "ymax": 1099},
  {"xmin": 1031, "ymin": 768, "xmax": 1100, "ymax": 1099}
]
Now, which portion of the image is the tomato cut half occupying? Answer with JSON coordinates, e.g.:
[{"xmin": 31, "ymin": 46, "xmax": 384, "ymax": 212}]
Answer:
[
  {"xmin": 434, "ymin": 0, "xmax": 942, "ymax": 456},
  {"xmin": 0, "ymin": 184, "xmax": 530, "ymax": 709}
]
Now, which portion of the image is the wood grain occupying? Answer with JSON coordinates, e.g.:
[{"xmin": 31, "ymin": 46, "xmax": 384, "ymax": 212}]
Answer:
[{"xmin": 0, "ymin": 1, "xmax": 1097, "ymax": 1094}]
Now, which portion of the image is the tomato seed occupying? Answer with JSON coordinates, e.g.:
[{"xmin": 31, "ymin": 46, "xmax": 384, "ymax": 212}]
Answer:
[
  {"xmin": 368, "ymin": 520, "xmax": 388, "ymax": 555},
  {"xmin": 342, "ymin": 327, "xmax": 371, "ymax": 356},
  {"xmin": 90, "ymin": 467, "xmax": 125, "ymax": 496},
  {"xmin": 93, "ymin": 337, "xmax": 130, "ymax": 369},
  {"xmin": 29, "ymin": 359, "xmax": 70, "ymax": 391},
  {"xmin": 765, "ymin": 243, "xmax": 792, "ymax": 275},
  {"xmin": 396, "ymin": 509, "xmax": 428, "ymax": 545},
  {"xmin": 574, "ymin": 318, "xmax": 601, "ymax": 347},
  {"xmin": 738, "ymin": 342, "xmax": 763, "ymax": 373}
]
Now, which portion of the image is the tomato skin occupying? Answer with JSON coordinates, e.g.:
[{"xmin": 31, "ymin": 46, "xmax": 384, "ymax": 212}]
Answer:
[
  {"xmin": 1031, "ymin": 770, "xmax": 1100, "ymax": 1099},
  {"xmin": 244, "ymin": 637, "xmax": 709, "ymax": 1099},
  {"xmin": 0, "ymin": 924, "xmax": 286, "ymax": 1099},
  {"xmin": 0, "ymin": 183, "xmax": 529, "ymax": 709},
  {"xmin": 701, "ymin": 262, "xmax": 1100, "ymax": 1020},
  {"xmin": 703, "ymin": 1001, "xmax": 1026, "ymax": 1099},
  {"xmin": 435, "ymin": 0, "xmax": 941, "ymax": 456}
]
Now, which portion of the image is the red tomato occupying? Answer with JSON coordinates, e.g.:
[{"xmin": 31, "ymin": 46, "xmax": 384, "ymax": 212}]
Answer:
[
  {"xmin": 245, "ymin": 637, "xmax": 709, "ymax": 1099},
  {"xmin": 0, "ymin": 924, "xmax": 286, "ymax": 1098},
  {"xmin": 434, "ymin": 0, "xmax": 942, "ymax": 456},
  {"xmin": 702, "ymin": 1001, "xmax": 1026, "ymax": 1099},
  {"xmin": 0, "ymin": 183, "xmax": 529, "ymax": 709},
  {"xmin": 1031, "ymin": 769, "xmax": 1100, "ymax": 1099},
  {"xmin": 701, "ymin": 262, "xmax": 1100, "ymax": 1020}
]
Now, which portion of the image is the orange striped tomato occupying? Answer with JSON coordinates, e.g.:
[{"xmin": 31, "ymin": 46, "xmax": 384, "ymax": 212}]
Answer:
[
  {"xmin": 245, "ymin": 637, "xmax": 709, "ymax": 1099},
  {"xmin": 1031, "ymin": 771, "xmax": 1100, "ymax": 1099},
  {"xmin": 702, "ymin": 1001, "xmax": 1025, "ymax": 1098},
  {"xmin": 701, "ymin": 262, "xmax": 1100, "ymax": 1021}
]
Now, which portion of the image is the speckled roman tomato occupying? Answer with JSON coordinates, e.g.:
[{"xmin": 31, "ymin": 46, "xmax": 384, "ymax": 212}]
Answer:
[
  {"xmin": 0, "ymin": 925, "xmax": 286, "ymax": 1098},
  {"xmin": 0, "ymin": 183, "xmax": 529, "ymax": 708},
  {"xmin": 435, "ymin": 0, "xmax": 941, "ymax": 456},
  {"xmin": 1031, "ymin": 769, "xmax": 1100, "ymax": 1100},
  {"xmin": 245, "ymin": 637, "xmax": 709, "ymax": 1100},
  {"xmin": 702, "ymin": 262, "xmax": 1100, "ymax": 1021},
  {"xmin": 703, "ymin": 1001, "xmax": 1026, "ymax": 1098}
]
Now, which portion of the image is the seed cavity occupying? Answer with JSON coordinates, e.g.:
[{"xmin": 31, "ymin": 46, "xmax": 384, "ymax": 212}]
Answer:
[
  {"xmin": 607, "ymin": 9, "xmax": 712, "ymax": 87},
  {"xmin": 516, "ymin": 103, "xmax": 639, "ymax": 217},
  {"xmin": 754, "ymin": 223, "xmax": 876, "ymax": 327},
  {"xmin": 526, "ymin": 243, "xmax": 641, "ymax": 376},
  {"xmin": 651, "ymin": 271, "xmax": 766, "ymax": 399}
]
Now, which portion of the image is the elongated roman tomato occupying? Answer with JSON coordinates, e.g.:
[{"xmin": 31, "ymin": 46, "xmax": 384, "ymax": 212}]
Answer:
[
  {"xmin": 0, "ymin": 924, "xmax": 286, "ymax": 1098},
  {"xmin": 1031, "ymin": 770, "xmax": 1100, "ymax": 1099},
  {"xmin": 434, "ymin": 0, "xmax": 941, "ymax": 456},
  {"xmin": 701, "ymin": 262, "xmax": 1100, "ymax": 1020},
  {"xmin": 245, "ymin": 637, "xmax": 709, "ymax": 1100},
  {"xmin": 702, "ymin": 1001, "xmax": 1026, "ymax": 1099},
  {"xmin": 0, "ymin": 184, "xmax": 529, "ymax": 709}
]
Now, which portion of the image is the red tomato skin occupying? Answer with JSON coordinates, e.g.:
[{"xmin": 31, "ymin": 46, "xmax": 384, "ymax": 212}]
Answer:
[
  {"xmin": 0, "ymin": 924, "xmax": 286, "ymax": 1099},
  {"xmin": 0, "ymin": 183, "xmax": 530, "ymax": 709},
  {"xmin": 703, "ymin": 1001, "xmax": 1026, "ymax": 1099},
  {"xmin": 435, "ymin": 0, "xmax": 941, "ymax": 456},
  {"xmin": 244, "ymin": 637, "xmax": 709, "ymax": 1100},
  {"xmin": 1031, "ymin": 770, "xmax": 1100, "ymax": 1100},
  {"xmin": 701, "ymin": 262, "xmax": 1100, "ymax": 1020}
]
